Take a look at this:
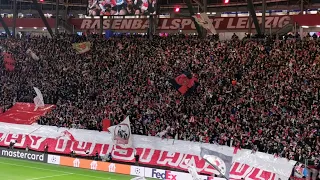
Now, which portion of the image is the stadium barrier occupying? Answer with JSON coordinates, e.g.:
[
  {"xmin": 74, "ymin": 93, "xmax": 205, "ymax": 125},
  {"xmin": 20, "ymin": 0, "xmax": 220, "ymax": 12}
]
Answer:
[
  {"xmin": 0, "ymin": 147, "xmax": 47, "ymax": 162},
  {"xmin": 0, "ymin": 122, "xmax": 297, "ymax": 180},
  {"xmin": 46, "ymin": 154, "xmax": 217, "ymax": 180}
]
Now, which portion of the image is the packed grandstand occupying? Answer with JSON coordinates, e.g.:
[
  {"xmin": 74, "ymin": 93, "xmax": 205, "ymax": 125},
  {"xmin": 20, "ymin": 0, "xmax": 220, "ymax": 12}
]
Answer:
[{"xmin": 0, "ymin": 34, "xmax": 320, "ymax": 176}]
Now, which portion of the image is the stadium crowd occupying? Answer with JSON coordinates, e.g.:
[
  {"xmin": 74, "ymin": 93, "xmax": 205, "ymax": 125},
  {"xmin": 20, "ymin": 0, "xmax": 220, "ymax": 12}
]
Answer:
[{"xmin": 0, "ymin": 34, "xmax": 320, "ymax": 167}]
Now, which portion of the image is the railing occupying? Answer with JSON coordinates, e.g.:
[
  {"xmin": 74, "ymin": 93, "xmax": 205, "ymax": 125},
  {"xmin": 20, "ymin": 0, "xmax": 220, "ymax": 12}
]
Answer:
[
  {"xmin": 59, "ymin": 18, "xmax": 75, "ymax": 34},
  {"xmin": 272, "ymin": 23, "xmax": 293, "ymax": 35}
]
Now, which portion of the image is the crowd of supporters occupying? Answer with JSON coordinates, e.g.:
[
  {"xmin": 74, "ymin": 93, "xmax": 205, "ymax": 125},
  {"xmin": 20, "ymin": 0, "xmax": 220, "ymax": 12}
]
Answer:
[{"xmin": 0, "ymin": 34, "xmax": 320, "ymax": 167}]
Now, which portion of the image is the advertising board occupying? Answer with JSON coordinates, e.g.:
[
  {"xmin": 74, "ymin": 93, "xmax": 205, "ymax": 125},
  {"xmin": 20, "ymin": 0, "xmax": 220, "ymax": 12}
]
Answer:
[
  {"xmin": 47, "ymin": 154, "xmax": 214, "ymax": 180},
  {"xmin": 0, "ymin": 147, "xmax": 47, "ymax": 162}
]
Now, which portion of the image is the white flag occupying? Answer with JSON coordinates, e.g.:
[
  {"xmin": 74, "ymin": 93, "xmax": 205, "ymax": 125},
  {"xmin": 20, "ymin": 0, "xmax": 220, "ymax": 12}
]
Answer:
[
  {"xmin": 33, "ymin": 87, "xmax": 45, "ymax": 111},
  {"xmin": 192, "ymin": 13, "xmax": 216, "ymax": 34},
  {"xmin": 26, "ymin": 49, "xmax": 40, "ymax": 60},
  {"xmin": 185, "ymin": 159, "xmax": 201, "ymax": 180},
  {"xmin": 108, "ymin": 116, "xmax": 133, "ymax": 148}
]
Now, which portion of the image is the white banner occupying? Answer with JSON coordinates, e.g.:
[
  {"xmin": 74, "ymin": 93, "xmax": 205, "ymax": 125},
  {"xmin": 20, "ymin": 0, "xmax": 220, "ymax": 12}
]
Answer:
[
  {"xmin": 108, "ymin": 116, "xmax": 133, "ymax": 148},
  {"xmin": 0, "ymin": 122, "xmax": 296, "ymax": 179}
]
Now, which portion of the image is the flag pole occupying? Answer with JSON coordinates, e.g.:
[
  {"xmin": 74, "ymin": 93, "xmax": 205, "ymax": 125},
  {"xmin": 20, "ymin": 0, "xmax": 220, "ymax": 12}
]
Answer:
[{"xmin": 204, "ymin": 158, "xmax": 229, "ymax": 180}]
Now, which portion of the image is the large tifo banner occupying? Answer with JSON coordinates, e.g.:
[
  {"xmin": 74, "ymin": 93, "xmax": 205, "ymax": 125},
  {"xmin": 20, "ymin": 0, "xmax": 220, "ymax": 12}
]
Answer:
[{"xmin": 0, "ymin": 122, "xmax": 296, "ymax": 180}]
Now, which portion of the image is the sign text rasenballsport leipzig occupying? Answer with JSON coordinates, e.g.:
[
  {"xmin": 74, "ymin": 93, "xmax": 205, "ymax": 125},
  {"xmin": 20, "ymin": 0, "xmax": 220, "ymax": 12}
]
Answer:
[{"xmin": 0, "ymin": 16, "xmax": 292, "ymax": 32}]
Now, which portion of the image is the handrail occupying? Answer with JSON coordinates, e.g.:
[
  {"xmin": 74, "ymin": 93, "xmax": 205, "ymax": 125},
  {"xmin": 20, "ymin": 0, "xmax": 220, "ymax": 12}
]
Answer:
[
  {"xmin": 59, "ymin": 18, "xmax": 74, "ymax": 34},
  {"xmin": 272, "ymin": 23, "xmax": 293, "ymax": 35}
]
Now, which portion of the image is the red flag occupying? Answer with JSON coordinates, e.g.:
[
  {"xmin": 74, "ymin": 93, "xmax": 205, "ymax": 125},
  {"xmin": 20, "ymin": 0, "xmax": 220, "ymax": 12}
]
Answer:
[
  {"xmin": 3, "ymin": 52, "xmax": 15, "ymax": 71},
  {"xmin": 102, "ymin": 119, "xmax": 111, "ymax": 132},
  {"xmin": 233, "ymin": 142, "xmax": 241, "ymax": 154}
]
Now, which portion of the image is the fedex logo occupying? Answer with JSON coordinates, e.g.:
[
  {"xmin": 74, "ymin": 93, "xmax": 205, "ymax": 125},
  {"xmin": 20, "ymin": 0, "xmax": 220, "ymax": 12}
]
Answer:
[
  {"xmin": 165, "ymin": 171, "xmax": 177, "ymax": 180},
  {"xmin": 151, "ymin": 169, "xmax": 166, "ymax": 179},
  {"xmin": 151, "ymin": 169, "xmax": 178, "ymax": 180}
]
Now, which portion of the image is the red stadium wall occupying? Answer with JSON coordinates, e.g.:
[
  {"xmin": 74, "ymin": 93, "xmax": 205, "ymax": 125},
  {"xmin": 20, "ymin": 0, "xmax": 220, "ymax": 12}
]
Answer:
[{"xmin": 0, "ymin": 14, "xmax": 319, "ymax": 33}]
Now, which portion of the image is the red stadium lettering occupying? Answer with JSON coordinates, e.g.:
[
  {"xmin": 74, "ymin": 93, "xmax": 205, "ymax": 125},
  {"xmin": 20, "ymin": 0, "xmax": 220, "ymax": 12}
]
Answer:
[
  {"xmin": 236, "ymin": 18, "xmax": 247, "ymax": 29},
  {"xmin": 136, "ymin": 147, "xmax": 155, "ymax": 163},
  {"xmin": 170, "ymin": 19, "xmax": 181, "ymax": 29},
  {"xmin": 178, "ymin": 154, "xmax": 215, "ymax": 174},
  {"xmin": 247, "ymin": 168, "xmax": 275, "ymax": 180},
  {"xmin": 5, "ymin": 134, "xmax": 24, "ymax": 146},
  {"xmin": 119, "ymin": 19, "xmax": 133, "ymax": 30},
  {"xmin": 0, "ymin": 133, "xmax": 6, "ymax": 144},
  {"xmin": 29, "ymin": 135, "xmax": 46, "ymax": 149},
  {"xmin": 265, "ymin": 17, "xmax": 274, "ymax": 28},
  {"xmin": 112, "ymin": 20, "xmax": 122, "ymax": 29},
  {"xmin": 226, "ymin": 18, "xmax": 237, "ymax": 29},
  {"xmin": 92, "ymin": 144, "xmax": 111, "ymax": 155},
  {"xmin": 0, "ymin": 16, "xmax": 295, "ymax": 31},
  {"xmin": 71, "ymin": 141, "xmax": 94, "ymax": 155},
  {"xmin": 55, "ymin": 138, "xmax": 72, "ymax": 153},
  {"xmin": 181, "ymin": 19, "xmax": 193, "ymax": 29},
  {"xmin": 89, "ymin": 20, "xmax": 99, "ymax": 29},
  {"xmin": 80, "ymin": 19, "xmax": 93, "ymax": 29},
  {"xmin": 103, "ymin": 20, "xmax": 111, "ymax": 29},
  {"xmin": 75, "ymin": 16, "xmax": 292, "ymax": 31},
  {"xmin": 159, "ymin": 19, "xmax": 171, "ymax": 30},
  {"xmin": 212, "ymin": 18, "xmax": 224, "ymax": 29},
  {"xmin": 278, "ymin": 16, "xmax": 291, "ymax": 28},
  {"xmin": 157, "ymin": 151, "xmax": 184, "ymax": 167},
  {"xmin": 229, "ymin": 162, "xmax": 252, "ymax": 179},
  {"xmin": 130, "ymin": 19, "xmax": 143, "ymax": 30},
  {"xmin": 112, "ymin": 146, "xmax": 135, "ymax": 161}
]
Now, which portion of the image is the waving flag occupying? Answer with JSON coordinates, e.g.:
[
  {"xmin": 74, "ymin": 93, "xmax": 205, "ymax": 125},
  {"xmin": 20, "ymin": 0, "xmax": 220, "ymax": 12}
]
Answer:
[
  {"xmin": 185, "ymin": 159, "xmax": 201, "ymax": 180},
  {"xmin": 72, "ymin": 42, "xmax": 91, "ymax": 54},
  {"xmin": 192, "ymin": 13, "xmax": 216, "ymax": 34},
  {"xmin": 294, "ymin": 163, "xmax": 308, "ymax": 178},
  {"xmin": 3, "ymin": 52, "xmax": 15, "ymax": 71},
  {"xmin": 200, "ymin": 147, "xmax": 233, "ymax": 179},
  {"xmin": 26, "ymin": 49, "xmax": 39, "ymax": 60},
  {"xmin": 108, "ymin": 116, "xmax": 133, "ymax": 148},
  {"xmin": 33, "ymin": 87, "xmax": 45, "ymax": 111},
  {"xmin": 169, "ymin": 72, "xmax": 199, "ymax": 96}
]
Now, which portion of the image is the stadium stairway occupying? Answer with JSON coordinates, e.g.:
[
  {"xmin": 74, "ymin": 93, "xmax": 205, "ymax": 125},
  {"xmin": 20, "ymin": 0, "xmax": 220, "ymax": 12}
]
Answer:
[
  {"xmin": 59, "ymin": 18, "xmax": 75, "ymax": 34},
  {"xmin": 273, "ymin": 23, "xmax": 294, "ymax": 36},
  {"xmin": 0, "ymin": 102, "xmax": 55, "ymax": 125}
]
